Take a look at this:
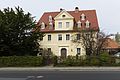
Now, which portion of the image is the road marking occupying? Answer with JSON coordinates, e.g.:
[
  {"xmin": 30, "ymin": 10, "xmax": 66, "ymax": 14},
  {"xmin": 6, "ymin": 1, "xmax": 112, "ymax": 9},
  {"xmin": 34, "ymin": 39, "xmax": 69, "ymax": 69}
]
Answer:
[
  {"xmin": 26, "ymin": 75, "xmax": 44, "ymax": 80},
  {"xmin": 36, "ymin": 76, "xmax": 44, "ymax": 78},
  {"xmin": 26, "ymin": 76, "xmax": 35, "ymax": 80}
]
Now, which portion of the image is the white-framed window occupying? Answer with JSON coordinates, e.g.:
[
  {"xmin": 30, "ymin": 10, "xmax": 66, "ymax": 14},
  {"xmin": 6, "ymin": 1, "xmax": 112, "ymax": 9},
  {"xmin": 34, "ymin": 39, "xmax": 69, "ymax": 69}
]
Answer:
[
  {"xmin": 77, "ymin": 21, "xmax": 82, "ymax": 28},
  {"xmin": 41, "ymin": 22, "xmax": 45, "ymax": 29},
  {"xmin": 58, "ymin": 22, "xmax": 62, "ymax": 28},
  {"xmin": 66, "ymin": 22, "xmax": 70, "ymax": 28},
  {"xmin": 80, "ymin": 13, "xmax": 86, "ymax": 21},
  {"xmin": 49, "ymin": 15, "xmax": 52, "ymax": 22},
  {"xmin": 77, "ymin": 48, "xmax": 81, "ymax": 55},
  {"xmin": 66, "ymin": 34, "xmax": 70, "ymax": 40},
  {"xmin": 49, "ymin": 22, "xmax": 53, "ymax": 29},
  {"xmin": 48, "ymin": 35, "xmax": 51, "ymax": 41},
  {"xmin": 58, "ymin": 34, "xmax": 62, "ymax": 41},
  {"xmin": 85, "ymin": 20, "xmax": 91, "ymax": 28}
]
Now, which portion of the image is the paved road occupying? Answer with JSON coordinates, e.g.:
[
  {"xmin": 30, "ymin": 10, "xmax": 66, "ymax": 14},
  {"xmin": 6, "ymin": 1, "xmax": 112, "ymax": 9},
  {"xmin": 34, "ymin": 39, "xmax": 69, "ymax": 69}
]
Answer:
[{"xmin": 0, "ymin": 70, "xmax": 120, "ymax": 80}]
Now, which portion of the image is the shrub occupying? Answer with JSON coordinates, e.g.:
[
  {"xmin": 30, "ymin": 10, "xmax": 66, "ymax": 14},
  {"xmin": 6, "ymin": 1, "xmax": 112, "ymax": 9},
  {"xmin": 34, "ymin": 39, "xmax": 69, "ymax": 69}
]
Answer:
[
  {"xmin": 99, "ymin": 51, "xmax": 111, "ymax": 66},
  {"xmin": 89, "ymin": 56, "xmax": 100, "ymax": 66},
  {"xmin": 0, "ymin": 56, "xmax": 44, "ymax": 67}
]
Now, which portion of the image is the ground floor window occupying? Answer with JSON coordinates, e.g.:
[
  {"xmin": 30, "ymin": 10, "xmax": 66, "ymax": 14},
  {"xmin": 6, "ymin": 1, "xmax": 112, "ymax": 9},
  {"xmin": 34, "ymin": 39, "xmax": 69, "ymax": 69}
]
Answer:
[
  {"xmin": 48, "ymin": 48, "xmax": 51, "ymax": 53},
  {"xmin": 77, "ymin": 48, "xmax": 81, "ymax": 55},
  {"xmin": 47, "ymin": 48, "xmax": 52, "ymax": 56}
]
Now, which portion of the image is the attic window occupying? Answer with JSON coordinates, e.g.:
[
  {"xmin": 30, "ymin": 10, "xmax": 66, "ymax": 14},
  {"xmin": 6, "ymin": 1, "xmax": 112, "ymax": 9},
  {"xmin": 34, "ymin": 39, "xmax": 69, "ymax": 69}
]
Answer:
[
  {"xmin": 49, "ymin": 15, "xmax": 52, "ymax": 22},
  {"xmin": 49, "ymin": 22, "xmax": 53, "ymax": 29},
  {"xmin": 85, "ymin": 20, "xmax": 91, "ymax": 28},
  {"xmin": 80, "ymin": 13, "xmax": 86, "ymax": 21},
  {"xmin": 62, "ymin": 15, "xmax": 66, "ymax": 17},
  {"xmin": 77, "ymin": 21, "xmax": 82, "ymax": 28},
  {"xmin": 41, "ymin": 22, "xmax": 45, "ymax": 29}
]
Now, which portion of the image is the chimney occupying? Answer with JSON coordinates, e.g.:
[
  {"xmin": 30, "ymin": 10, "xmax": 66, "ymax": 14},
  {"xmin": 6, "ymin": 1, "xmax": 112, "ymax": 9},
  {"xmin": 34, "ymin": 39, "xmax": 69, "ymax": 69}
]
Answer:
[
  {"xmin": 60, "ymin": 8, "xmax": 63, "ymax": 12},
  {"xmin": 75, "ymin": 7, "xmax": 79, "ymax": 13}
]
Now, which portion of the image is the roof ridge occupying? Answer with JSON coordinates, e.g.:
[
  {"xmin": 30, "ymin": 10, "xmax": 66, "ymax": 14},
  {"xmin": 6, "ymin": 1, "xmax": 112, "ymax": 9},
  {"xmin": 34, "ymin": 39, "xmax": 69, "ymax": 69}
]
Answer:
[{"xmin": 43, "ymin": 9, "xmax": 96, "ymax": 14}]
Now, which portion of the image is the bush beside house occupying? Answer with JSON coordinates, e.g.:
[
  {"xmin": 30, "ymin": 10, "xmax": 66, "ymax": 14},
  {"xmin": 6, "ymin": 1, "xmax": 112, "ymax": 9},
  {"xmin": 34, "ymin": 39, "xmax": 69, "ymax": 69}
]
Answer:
[{"xmin": 0, "ymin": 56, "xmax": 44, "ymax": 67}]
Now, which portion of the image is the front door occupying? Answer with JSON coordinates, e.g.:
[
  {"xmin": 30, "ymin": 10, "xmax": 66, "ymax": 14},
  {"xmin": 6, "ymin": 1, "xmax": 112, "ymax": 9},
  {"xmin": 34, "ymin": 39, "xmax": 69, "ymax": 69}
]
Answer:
[{"xmin": 61, "ymin": 48, "xmax": 67, "ymax": 58}]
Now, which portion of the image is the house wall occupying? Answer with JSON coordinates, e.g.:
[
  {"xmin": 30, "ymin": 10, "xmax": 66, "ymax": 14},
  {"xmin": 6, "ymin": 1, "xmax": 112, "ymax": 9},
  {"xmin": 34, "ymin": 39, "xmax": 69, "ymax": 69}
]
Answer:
[
  {"xmin": 38, "ymin": 32, "xmax": 86, "ymax": 56},
  {"xmin": 55, "ymin": 19, "xmax": 74, "ymax": 30},
  {"xmin": 54, "ymin": 10, "xmax": 74, "ymax": 31}
]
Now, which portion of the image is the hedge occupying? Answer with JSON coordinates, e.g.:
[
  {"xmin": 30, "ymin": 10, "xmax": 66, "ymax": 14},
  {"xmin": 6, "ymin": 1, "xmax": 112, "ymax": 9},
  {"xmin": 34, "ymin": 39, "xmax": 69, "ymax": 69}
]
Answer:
[
  {"xmin": 0, "ymin": 55, "xmax": 120, "ymax": 67},
  {"xmin": 0, "ymin": 56, "xmax": 44, "ymax": 67}
]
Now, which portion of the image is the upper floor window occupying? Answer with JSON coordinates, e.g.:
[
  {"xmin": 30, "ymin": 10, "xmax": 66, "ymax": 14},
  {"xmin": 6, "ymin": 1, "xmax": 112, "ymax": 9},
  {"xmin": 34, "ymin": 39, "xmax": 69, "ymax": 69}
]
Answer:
[
  {"xmin": 80, "ymin": 13, "xmax": 86, "ymax": 21},
  {"xmin": 66, "ymin": 34, "xmax": 70, "ymax": 40},
  {"xmin": 77, "ymin": 48, "xmax": 81, "ymax": 55},
  {"xmin": 85, "ymin": 20, "xmax": 91, "ymax": 28},
  {"xmin": 86, "ymin": 33, "xmax": 90, "ymax": 39},
  {"xmin": 48, "ymin": 35, "xmax": 51, "ymax": 41},
  {"xmin": 58, "ymin": 34, "xmax": 62, "ymax": 41},
  {"xmin": 77, "ymin": 34, "xmax": 81, "ymax": 40},
  {"xmin": 58, "ymin": 22, "xmax": 62, "ymax": 28},
  {"xmin": 66, "ymin": 22, "xmax": 70, "ymax": 28}
]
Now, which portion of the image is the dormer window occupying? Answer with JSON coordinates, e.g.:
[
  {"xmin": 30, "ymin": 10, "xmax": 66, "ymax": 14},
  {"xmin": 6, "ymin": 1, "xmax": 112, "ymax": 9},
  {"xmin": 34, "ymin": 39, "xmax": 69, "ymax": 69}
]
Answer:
[
  {"xmin": 49, "ymin": 15, "xmax": 52, "ymax": 22},
  {"xmin": 85, "ymin": 20, "xmax": 91, "ymax": 28},
  {"xmin": 77, "ymin": 20, "xmax": 82, "ymax": 28},
  {"xmin": 41, "ymin": 22, "xmax": 45, "ymax": 29},
  {"xmin": 80, "ymin": 13, "xmax": 86, "ymax": 21},
  {"xmin": 49, "ymin": 22, "xmax": 53, "ymax": 29}
]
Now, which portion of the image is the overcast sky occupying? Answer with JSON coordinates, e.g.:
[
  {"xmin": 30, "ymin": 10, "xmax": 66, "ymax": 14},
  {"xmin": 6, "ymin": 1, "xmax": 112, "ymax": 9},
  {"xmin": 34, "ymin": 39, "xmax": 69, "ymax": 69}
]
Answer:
[{"xmin": 0, "ymin": 0, "xmax": 120, "ymax": 34}]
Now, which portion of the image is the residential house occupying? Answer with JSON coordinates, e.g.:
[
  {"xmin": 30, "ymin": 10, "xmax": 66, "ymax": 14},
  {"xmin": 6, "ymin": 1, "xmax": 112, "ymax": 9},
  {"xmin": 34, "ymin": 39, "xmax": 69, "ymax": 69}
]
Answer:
[
  {"xmin": 102, "ymin": 38, "xmax": 120, "ymax": 54},
  {"xmin": 37, "ymin": 7, "xmax": 99, "ymax": 57}
]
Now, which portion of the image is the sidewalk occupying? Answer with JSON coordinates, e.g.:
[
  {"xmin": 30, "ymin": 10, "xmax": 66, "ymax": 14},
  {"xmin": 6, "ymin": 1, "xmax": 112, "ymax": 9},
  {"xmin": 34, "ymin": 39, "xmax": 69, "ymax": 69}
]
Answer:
[{"xmin": 0, "ymin": 67, "xmax": 120, "ymax": 71}]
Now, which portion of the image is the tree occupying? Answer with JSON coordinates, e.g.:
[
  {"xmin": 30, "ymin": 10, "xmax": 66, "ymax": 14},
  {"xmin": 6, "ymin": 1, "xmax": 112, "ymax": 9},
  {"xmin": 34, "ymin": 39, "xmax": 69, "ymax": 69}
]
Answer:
[
  {"xmin": 71, "ymin": 29, "xmax": 112, "ymax": 56},
  {"xmin": 0, "ymin": 7, "xmax": 43, "ymax": 56},
  {"xmin": 115, "ymin": 32, "xmax": 120, "ymax": 44}
]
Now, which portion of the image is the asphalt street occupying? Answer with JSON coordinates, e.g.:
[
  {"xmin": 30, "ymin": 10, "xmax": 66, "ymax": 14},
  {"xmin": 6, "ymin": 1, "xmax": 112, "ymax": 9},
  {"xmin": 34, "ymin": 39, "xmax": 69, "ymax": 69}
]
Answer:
[{"xmin": 0, "ymin": 70, "xmax": 120, "ymax": 80}]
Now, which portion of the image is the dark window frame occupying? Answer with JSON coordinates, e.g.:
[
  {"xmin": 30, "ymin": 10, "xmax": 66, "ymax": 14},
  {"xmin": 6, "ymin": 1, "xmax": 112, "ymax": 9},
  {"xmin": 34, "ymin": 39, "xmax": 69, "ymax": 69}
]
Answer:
[
  {"xmin": 66, "ymin": 34, "xmax": 70, "ymax": 40},
  {"xmin": 58, "ymin": 34, "xmax": 62, "ymax": 41},
  {"xmin": 77, "ymin": 48, "xmax": 81, "ymax": 55},
  {"xmin": 48, "ymin": 35, "xmax": 51, "ymax": 41}
]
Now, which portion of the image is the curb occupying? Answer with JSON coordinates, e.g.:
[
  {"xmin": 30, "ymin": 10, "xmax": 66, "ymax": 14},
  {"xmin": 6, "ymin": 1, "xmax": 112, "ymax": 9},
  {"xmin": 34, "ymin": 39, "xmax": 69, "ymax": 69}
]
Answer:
[{"xmin": 0, "ymin": 67, "xmax": 120, "ymax": 71}]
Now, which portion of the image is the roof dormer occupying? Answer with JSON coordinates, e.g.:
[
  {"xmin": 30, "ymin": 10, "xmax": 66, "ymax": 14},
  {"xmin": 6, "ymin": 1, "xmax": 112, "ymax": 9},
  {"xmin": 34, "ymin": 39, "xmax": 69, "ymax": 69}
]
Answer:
[
  {"xmin": 41, "ymin": 22, "xmax": 45, "ymax": 29},
  {"xmin": 75, "ymin": 7, "xmax": 79, "ymax": 13},
  {"xmin": 49, "ymin": 22, "xmax": 53, "ymax": 29},
  {"xmin": 77, "ymin": 20, "xmax": 82, "ymax": 28},
  {"xmin": 49, "ymin": 15, "xmax": 52, "ymax": 22},
  {"xmin": 80, "ymin": 13, "xmax": 86, "ymax": 21},
  {"xmin": 85, "ymin": 20, "xmax": 91, "ymax": 28}
]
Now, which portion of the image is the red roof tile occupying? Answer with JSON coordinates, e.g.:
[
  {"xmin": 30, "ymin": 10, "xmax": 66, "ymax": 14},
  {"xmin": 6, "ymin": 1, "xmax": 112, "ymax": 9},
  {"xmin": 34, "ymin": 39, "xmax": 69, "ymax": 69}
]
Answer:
[
  {"xmin": 103, "ymin": 38, "xmax": 120, "ymax": 49},
  {"xmin": 37, "ymin": 9, "xmax": 99, "ymax": 32}
]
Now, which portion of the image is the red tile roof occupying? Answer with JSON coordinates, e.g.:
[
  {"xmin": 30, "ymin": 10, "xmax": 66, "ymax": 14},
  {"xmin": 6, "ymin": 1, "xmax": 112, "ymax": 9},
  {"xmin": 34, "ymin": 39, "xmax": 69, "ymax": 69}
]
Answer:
[
  {"xmin": 37, "ymin": 9, "xmax": 99, "ymax": 32},
  {"xmin": 103, "ymin": 38, "xmax": 120, "ymax": 49}
]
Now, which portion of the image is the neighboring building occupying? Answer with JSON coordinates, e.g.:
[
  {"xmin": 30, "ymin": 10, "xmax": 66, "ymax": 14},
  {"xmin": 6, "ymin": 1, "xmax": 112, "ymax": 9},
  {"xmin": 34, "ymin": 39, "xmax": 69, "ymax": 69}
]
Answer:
[
  {"xmin": 102, "ymin": 38, "xmax": 120, "ymax": 54},
  {"xmin": 37, "ymin": 7, "xmax": 99, "ymax": 57}
]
